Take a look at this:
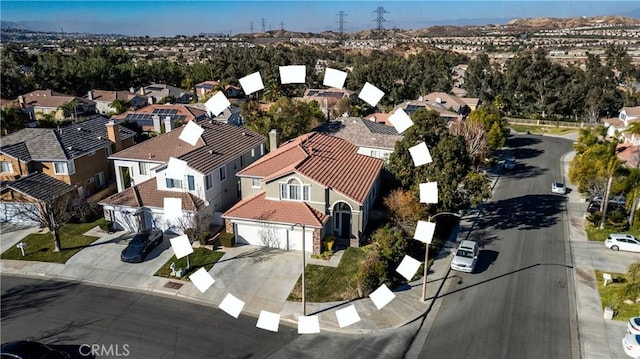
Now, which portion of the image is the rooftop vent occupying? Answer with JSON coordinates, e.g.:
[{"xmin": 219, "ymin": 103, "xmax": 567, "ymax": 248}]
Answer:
[
  {"xmin": 77, "ymin": 127, "xmax": 82, "ymax": 131},
  {"xmin": 148, "ymin": 153, "xmax": 152, "ymax": 159},
  {"xmin": 67, "ymin": 146, "xmax": 73, "ymax": 150}
]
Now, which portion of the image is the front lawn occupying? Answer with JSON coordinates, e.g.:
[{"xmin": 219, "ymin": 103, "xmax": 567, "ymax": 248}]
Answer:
[
  {"xmin": 585, "ymin": 224, "xmax": 640, "ymax": 242},
  {"xmin": 288, "ymin": 247, "xmax": 367, "ymax": 302},
  {"xmin": 0, "ymin": 218, "xmax": 108, "ymax": 263},
  {"xmin": 510, "ymin": 124, "xmax": 579, "ymax": 136},
  {"xmin": 155, "ymin": 247, "xmax": 225, "ymax": 280},
  {"xmin": 595, "ymin": 269, "xmax": 639, "ymax": 321}
]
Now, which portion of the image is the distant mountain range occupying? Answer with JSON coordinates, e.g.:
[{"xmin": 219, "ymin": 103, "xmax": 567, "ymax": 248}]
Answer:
[{"xmin": 2, "ymin": 12, "xmax": 639, "ymax": 38}]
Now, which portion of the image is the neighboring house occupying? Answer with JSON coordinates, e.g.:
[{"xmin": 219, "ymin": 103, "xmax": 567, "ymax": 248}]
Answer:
[
  {"xmin": 0, "ymin": 116, "xmax": 135, "ymax": 203},
  {"xmin": 137, "ymin": 84, "xmax": 193, "ymax": 104},
  {"xmin": 87, "ymin": 90, "xmax": 150, "ymax": 114},
  {"xmin": 0, "ymin": 172, "xmax": 77, "ymax": 224},
  {"xmin": 394, "ymin": 100, "xmax": 463, "ymax": 123},
  {"xmin": 422, "ymin": 92, "xmax": 479, "ymax": 113},
  {"xmin": 298, "ymin": 87, "xmax": 356, "ymax": 118},
  {"xmin": 17, "ymin": 89, "xmax": 96, "ymax": 121},
  {"xmin": 222, "ymin": 130, "xmax": 384, "ymax": 254},
  {"xmin": 189, "ymin": 103, "xmax": 243, "ymax": 126},
  {"xmin": 616, "ymin": 143, "xmax": 639, "ymax": 169},
  {"xmin": 315, "ymin": 117, "xmax": 402, "ymax": 162},
  {"xmin": 113, "ymin": 104, "xmax": 207, "ymax": 133},
  {"xmin": 604, "ymin": 106, "xmax": 640, "ymax": 139},
  {"xmin": 223, "ymin": 84, "xmax": 244, "ymax": 99},
  {"xmin": 195, "ymin": 81, "xmax": 220, "ymax": 97},
  {"xmin": 99, "ymin": 120, "xmax": 266, "ymax": 233},
  {"xmin": 363, "ymin": 112, "xmax": 393, "ymax": 127}
]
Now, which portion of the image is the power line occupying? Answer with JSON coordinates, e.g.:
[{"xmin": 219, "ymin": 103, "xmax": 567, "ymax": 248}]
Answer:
[
  {"xmin": 261, "ymin": 18, "xmax": 266, "ymax": 32},
  {"xmin": 372, "ymin": 6, "xmax": 389, "ymax": 31}
]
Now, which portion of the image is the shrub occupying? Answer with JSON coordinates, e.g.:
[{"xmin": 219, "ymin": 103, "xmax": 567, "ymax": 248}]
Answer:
[
  {"xmin": 220, "ymin": 232, "xmax": 235, "ymax": 247},
  {"xmin": 356, "ymin": 251, "xmax": 385, "ymax": 297},
  {"xmin": 322, "ymin": 234, "xmax": 336, "ymax": 252},
  {"xmin": 99, "ymin": 221, "xmax": 113, "ymax": 232},
  {"xmin": 198, "ymin": 231, "xmax": 210, "ymax": 246}
]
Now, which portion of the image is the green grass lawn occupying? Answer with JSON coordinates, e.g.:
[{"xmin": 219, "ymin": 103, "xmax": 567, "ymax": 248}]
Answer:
[
  {"xmin": 288, "ymin": 247, "xmax": 367, "ymax": 302},
  {"xmin": 585, "ymin": 224, "xmax": 640, "ymax": 242},
  {"xmin": 155, "ymin": 247, "xmax": 225, "ymax": 280},
  {"xmin": 0, "ymin": 218, "xmax": 108, "ymax": 264},
  {"xmin": 594, "ymin": 269, "xmax": 639, "ymax": 321},
  {"xmin": 510, "ymin": 124, "xmax": 579, "ymax": 136}
]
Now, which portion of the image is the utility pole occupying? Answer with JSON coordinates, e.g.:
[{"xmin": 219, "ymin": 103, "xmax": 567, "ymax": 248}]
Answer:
[{"xmin": 280, "ymin": 21, "xmax": 284, "ymax": 31}]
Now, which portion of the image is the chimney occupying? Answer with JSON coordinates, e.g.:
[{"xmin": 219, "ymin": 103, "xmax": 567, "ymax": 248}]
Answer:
[
  {"xmin": 106, "ymin": 121, "xmax": 123, "ymax": 152},
  {"xmin": 139, "ymin": 87, "xmax": 146, "ymax": 96},
  {"xmin": 269, "ymin": 129, "xmax": 280, "ymax": 152},
  {"xmin": 164, "ymin": 116, "xmax": 172, "ymax": 132},
  {"xmin": 18, "ymin": 95, "xmax": 25, "ymax": 108},
  {"xmin": 147, "ymin": 96, "xmax": 154, "ymax": 105},
  {"xmin": 129, "ymin": 87, "xmax": 135, "ymax": 93},
  {"xmin": 152, "ymin": 115, "xmax": 161, "ymax": 133},
  {"xmin": 87, "ymin": 90, "xmax": 94, "ymax": 101}
]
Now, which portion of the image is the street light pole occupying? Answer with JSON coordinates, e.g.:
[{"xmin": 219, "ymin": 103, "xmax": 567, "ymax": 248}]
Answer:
[
  {"xmin": 292, "ymin": 222, "xmax": 306, "ymax": 315},
  {"xmin": 421, "ymin": 212, "xmax": 461, "ymax": 302}
]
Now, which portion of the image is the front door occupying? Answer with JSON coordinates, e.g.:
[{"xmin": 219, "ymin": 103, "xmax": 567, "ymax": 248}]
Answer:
[{"xmin": 340, "ymin": 212, "xmax": 350, "ymax": 238}]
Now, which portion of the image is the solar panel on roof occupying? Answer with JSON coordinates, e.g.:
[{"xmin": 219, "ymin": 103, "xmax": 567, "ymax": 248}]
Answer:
[
  {"xmin": 152, "ymin": 108, "xmax": 178, "ymax": 115},
  {"xmin": 405, "ymin": 105, "xmax": 425, "ymax": 114},
  {"xmin": 307, "ymin": 90, "xmax": 319, "ymax": 96}
]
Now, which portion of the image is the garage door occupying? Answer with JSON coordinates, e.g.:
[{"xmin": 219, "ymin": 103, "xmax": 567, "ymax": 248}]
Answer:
[
  {"xmin": 235, "ymin": 222, "xmax": 313, "ymax": 252},
  {"xmin": 0, "ymin": 202, "xmax": 40, "ymax": 225}
]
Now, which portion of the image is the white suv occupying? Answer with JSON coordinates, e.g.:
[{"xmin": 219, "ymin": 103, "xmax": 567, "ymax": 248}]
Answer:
[{"xmin": 450, "ymin": 240, "xmax": 479, "ymax": 273}]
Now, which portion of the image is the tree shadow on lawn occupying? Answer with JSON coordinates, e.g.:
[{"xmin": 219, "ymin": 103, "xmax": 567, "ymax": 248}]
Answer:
[{"xmin": 477, "ymin": 194, "xmax": 565, "ymax": 231}]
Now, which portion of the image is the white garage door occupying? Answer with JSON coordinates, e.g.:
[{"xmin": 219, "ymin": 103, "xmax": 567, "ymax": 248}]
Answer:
[
  {"xmin": 0, "ymin": 202, "xmax": 40, "ymax": 225},
  {"xmin": 235, "ymin": 222, "xmax": 313, "ymax": 253}
]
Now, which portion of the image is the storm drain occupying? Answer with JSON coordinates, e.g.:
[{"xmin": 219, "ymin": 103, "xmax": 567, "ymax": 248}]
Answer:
[{"xmin": 164, "ymin": 281, "xmax": 184, "ymax": 290}]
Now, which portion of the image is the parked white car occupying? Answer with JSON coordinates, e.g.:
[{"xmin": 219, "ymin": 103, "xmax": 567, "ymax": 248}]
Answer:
[
  {"xmin": 551, "ymin": 182, "xmax": 567, "ymax": 194},
  {"xmin": 450, "ymin": 240, "xmax": 479, "ymax": 273},
  {"xmin": 628, "ymin": 317, "xmax": 640, "ymax": 335},
  {"xmin": 605, "ymin": 234, "xmax": 640, "ymax": 253},
  {"xmin": 622, "ymin": 333, "xmax": 640, "ymax": 359}
]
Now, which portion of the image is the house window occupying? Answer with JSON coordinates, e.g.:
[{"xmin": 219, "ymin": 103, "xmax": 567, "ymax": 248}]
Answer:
[
  {"xmin": 53, "ymin": 161, "xmax": 75, "ymax": 175},
  {"xmin": 240, "ymin": 155, "xmax": 245, "ymax": 167},
  {"xmin": 139, "ymin": 162, "xmax": 148, "ymax": 175},
  {"xmin": 219, "ymin": 166, "xmax": 226, "ymax": 181},
  {"xmin": 0, "ymin": 161, "xmax": 13, "ymax": 173},
  {"xmin": 106, "ymin": 146, "xmax": 112, "ymax": 157},
  {"xmin": 260, "ymin": 143, "xmax": 265, "ymax": 155},
  {"xmin": 205, "ymin": 173, "xmax": 212, "ymax": 190},
  {"xmin": 166, "ymin": 178, "xmax": 183, "ymax": 189},
  {"xmin": 86, "ymin": 177, "xmax": 95, "ymax": 184},
  {"xmin": 187, "ymin": 175, "xmax": 195, "ymax": 191},
  {"xmin": 280, "ymin": 179, "xmax": 309, "ymax": 201},
  {"xmin": 383, "ymin": 152, "xmax": 390, "ymax": 161},
  {"xmin": 252, "ymin": 178, "xmax": 260, "ymax": 188},
  {"xmin": 97, "ymin": 172, "xmax": 105, "ymax": 187},
  {"xmin": 371, "ymin": 150, "xmax": 380, "ymax": 158},
  {"xmin": 251, "ymin": 148, "xmax": 256, "ymax": 157}
]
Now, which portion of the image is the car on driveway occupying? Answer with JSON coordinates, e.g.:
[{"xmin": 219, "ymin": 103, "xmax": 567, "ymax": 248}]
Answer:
[
  {"xmin": 551, "ymin": 182, "xmax": 567, "ymax": 194},
  {"xmin": 628, "ymin": 317, "xmax": 640, "ymax": 335},
  {"xmin": 121, "ymin": 228, "xmax": 164, "ymax": 263},
  {"xmin": 1, "ymin": 340, "xmax": 70, "ymax": 359},
  {"xmin": 622, "ymin": 333, "xmax": 640, "ymax": 358},
  {"xmin": 604, "ymin": 234, "xmax": 640, "ymax": 253},
  {"xmin": 450, "ymin": 240, "xmax": 479, "ymax": 273}
]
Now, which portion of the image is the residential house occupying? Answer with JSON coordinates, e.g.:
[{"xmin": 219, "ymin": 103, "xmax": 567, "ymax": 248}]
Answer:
[
  {"xmin": 222, "ymin": 130, "xmax": 384, "ymax": 254},
  {"xmin": 87, "ymin": 90, "xmax": 150, "ymax": 115},
  {"xmin": 189, "ymin": 103, "xmax": 243, "ymax": 126},
  {"xmin": 195, "ymin": 81, "xmax": 221, "ymax": 97},
  {"xmin": 99, "ymin": 120, "xmax": 266, "ymax": 233},
  {"xmin": 604, "ymin": 106, "xmax": 640, "ymax": 139},
  {"xmin": 223, "ymin": 84, "xmax": 244, "ymax": 99},
  {"xmin": 137, "ymin": 84, "xmax": 193, "ymax": 104},
  {"xmin": 616, "ymin": 143, "xmax": 639, "ymax": 169},
  {"xmin": 394, "ymin": 100, "xmax": 463, "ymax": 123},
  {"xmin": 363, "ymin": 112, "xmax": 393, "ymax": 127},
  {"xmin": 17, "ymin": 89, "xmax": 96, "ymax": 121},
  {"xmin": 422, "ymin": 92, "xmax": 479, "ymax": 113},
  {"xmin": 0, "ymin": 116, "xmax": 136, "ymax": 198},
  {"xmin": 298, "ymin": 87, "xmax": 356, "ymax": 119},
  {"xmin": 0, "ymin": 172, "xmax": 77, "ymax": 224},
  {"xmin": 315, "ymin": 117, "xmax": 402, "ymax": 162},
  {"xmin": 113, "ymin": 104, "xmax": 207, "ymax": 133}
]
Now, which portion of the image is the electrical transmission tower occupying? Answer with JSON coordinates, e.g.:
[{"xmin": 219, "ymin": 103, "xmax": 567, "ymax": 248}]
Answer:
[
  {"xmin": 280, "ymin": 21, "xmax": 284, "ymax": 31},
  {"xmin": 372, "ymin": 6, "xmax": 388, "ymax": 31},
  {"xmin": 250, "ymin": 21, "xmax": 254, "ymax": 34},
  {"xmin": 336, "ymin": 11, "xmax": 347, "ymax": 41},
  {"xmin": 261, "ymin": 18, "xmax": 266, "ymax": 32}
]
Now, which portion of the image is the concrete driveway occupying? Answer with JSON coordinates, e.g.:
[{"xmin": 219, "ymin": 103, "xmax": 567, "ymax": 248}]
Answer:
[{"xmin": 0, "ymin": 224, "xmax": 41, "ymax": 254}]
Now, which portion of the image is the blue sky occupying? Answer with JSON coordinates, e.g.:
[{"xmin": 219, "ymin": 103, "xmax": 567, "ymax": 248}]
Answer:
[{"xmin": 1, "ymin": 1, "xmax": 638, "ymax": 37}]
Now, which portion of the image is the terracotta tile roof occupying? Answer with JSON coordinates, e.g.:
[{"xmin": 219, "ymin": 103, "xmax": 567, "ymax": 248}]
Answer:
[
  {"xmin": 88, "ymin": 90, "xmax": 147, "ymax": 103},
  {"xmin": 616, "ymin": 144, "xmax": 639, "ymax": 168},
  {"xmin": 19, "ymin": 89, "xmax": 94, "ymax": 109},
  {"xmin": 604, "ymin": 117, "xmax": 624, "ymax": 128},
  {"xmin": 623, "ymin": 106, "xmax": 640, "ymax": 117},
  {"xmin": 363, "ymin": 113, "xmax": 393, "ymax": 126},
  {"xmin": 98, "ymin": 178, "xmax": 205, "ymax": 210},
  {"xmin": 238, "ymin": 132, "xmax": 383, "ymax": 204},
  {"xmin": 109, "ymin": 120, "xmax": 265, "ymax": 174},
  {"xmin": 222, "ymin": 192, "xmax": 329, "ymax": 227}
]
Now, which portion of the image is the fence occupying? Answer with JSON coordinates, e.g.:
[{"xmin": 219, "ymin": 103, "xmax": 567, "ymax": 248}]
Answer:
[{"xmin": 506, "ymin": 117, "xmax": 596, "ymax": 129}]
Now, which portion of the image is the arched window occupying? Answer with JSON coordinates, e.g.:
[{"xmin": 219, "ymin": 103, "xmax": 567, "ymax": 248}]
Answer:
[{"xmin": 279, "ymin": 178, "xmax": 310, "ymax": 201}]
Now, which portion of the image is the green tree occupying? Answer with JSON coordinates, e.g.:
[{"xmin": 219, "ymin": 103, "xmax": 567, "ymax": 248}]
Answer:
[
  {"xmin": 0, "ymin": 106, "xmax": 29, "ymax": 135},
  {"xmin": 110, "ymin": 99, "xmax": 129, "ymax": 115},
  {"xmin": 467, "ymin": 106, "xmax": 507, "ymax": 151},
  {"xmin": 619, "ymin": 262, "xmax": 640, "ymax": 301}
]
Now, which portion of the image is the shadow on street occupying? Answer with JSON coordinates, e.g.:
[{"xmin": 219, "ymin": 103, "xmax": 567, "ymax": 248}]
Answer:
[{"xmin": 478, "ymin": 194, "xmax": 565, "ymax": 231}]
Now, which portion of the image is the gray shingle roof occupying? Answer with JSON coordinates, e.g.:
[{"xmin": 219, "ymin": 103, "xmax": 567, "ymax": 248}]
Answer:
[
  {"xmin": 6, "ymin": 172, "xmax": 76, "ymax": 202},
  {"xmin": 0, "ymin": 116, "xmax": 135, "ymax": 161},
  {"xmin": 315, "ymin": 118, "xmax": 402, "ymax": 151},
  {"xmin": 361, "ymin": 118, "xmax": 400, "ymax": 135}
]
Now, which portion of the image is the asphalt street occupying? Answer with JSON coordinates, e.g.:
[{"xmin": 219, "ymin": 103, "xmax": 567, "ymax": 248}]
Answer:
[
  {"xmin": 418, "ymin": 134, "xmax": 577, "ymax": 358},
  {"xmin": 1, "ymin": 275, "xmax": 418, "ymax": 359}
]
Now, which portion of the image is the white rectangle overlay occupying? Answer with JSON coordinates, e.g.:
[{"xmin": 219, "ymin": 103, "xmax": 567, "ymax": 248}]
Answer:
[
  {"xmin": 256, "ymin": 310, "xmax": 280, "ymax": 332},
  {"xmin": 297, "ymin": 315, "xmax": 320, "ymax": 334},
  {"xmin": 396, "ymin": 255, "xmax": 421, "ymax": 281},
  {"xmin": 219, "ymin": 293, "xmax": 245, "ymax": 318},
  {"xmin": 279, "ymin": 65, "xmax": 306, "ymax": 84},
  {"xmin": 419, "ymin": 182, "xmax": 438, "ymax": 204},
  {"xmin": 414, "ymin": 221, "xmax": 436, "ymax": 244},
  {"xmin": 358, "ymin": 82, "xmax": 385, "ymax": 107},
  {"xmin": 369, "ymin": 284, "xmax": 396, "ymax": 310},
  {"xmin": 335, "ymin": 305, "xmax": 361, "ymax": 328},
  {"xmin": 170, "ymin": 234, "xmax": 193, "ymax": 259},
  {"xmin": 323, "ymin": 68, "xmax": 347, "ymax": 89},
  {"xmin": 409, "ymin": 142, "xmax": 432, "ymax": 167},
  {"xmin": 189, "ymin": 267, "xmax": 215, "ymax": 293},
  {"xmin": 163, "ymin": 197, "xmax": 182, "ymax": 220},
  {"xmin": 239, "ymin": 71, "xmax": 264, "ymax": 95},
  {"xmin": 166, "ymin": 157, "xmax": 188, "ymax": 180},
  {"xmin": 178, "ymin": 120, "xmax": 204, "ymax": 146},
  {"xmin": 388, "ymin": 109, "xmax": 414, "ymax": 134},
  {"xmin": 205, "ymin": 91, "xmax": 231, "ymax": 117}
]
